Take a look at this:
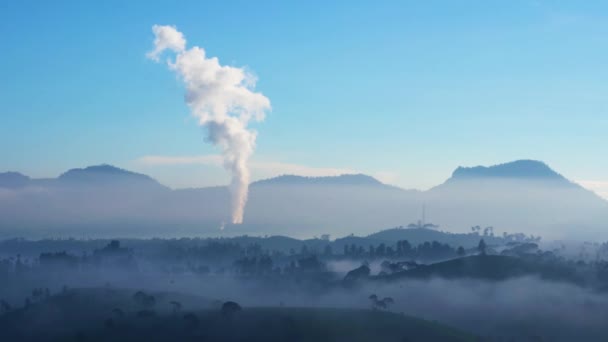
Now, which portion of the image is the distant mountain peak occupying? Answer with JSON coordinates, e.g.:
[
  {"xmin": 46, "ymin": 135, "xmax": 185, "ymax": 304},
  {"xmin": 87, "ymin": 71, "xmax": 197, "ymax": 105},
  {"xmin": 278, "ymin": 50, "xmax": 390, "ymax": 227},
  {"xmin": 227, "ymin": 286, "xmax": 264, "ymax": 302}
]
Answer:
[
  {"xmin": 58, "ymin": 164, "xmax": 165, "ymax": 188},
  {"xmin": 252, "ymin": 173, "xmax": 387, "ymax": 187},
  {"xmin": 62, "ymin": 164, "xmax": 130, "ymax": 174},
  {"xmin": 0, "ymin": 172, "xmax": 30, "ymax": 189},
  {"xmin": 449, "ymin": 160, "xmax": 565, "ymax": 181}
]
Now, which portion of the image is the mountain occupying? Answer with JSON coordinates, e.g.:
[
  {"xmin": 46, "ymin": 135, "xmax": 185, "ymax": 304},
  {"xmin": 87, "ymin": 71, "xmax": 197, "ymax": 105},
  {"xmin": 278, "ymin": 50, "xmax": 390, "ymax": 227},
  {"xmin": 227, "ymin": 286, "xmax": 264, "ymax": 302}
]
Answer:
[
  {"xmin": 57, "ymin": 165, "xmax": 167, "ymax": 190},
  {"xmin": 252, "ymin": 174, "xmax": 393, "ymax": 188},
  {"xmin": 448, "ymin": 160, "xmax": 566, "ymax": 181},
  {"xmin": 0, "ymin": 160, "xmax": 606, "ymax": 240},
  {"xmin": 0, "ymin": 165, "xmax": 170, "ymax": 236},
  {"xmin": 0, "ymin": 165, "xmax": 166, "ymax": 190},
  {"xmin": 366, "ymin": 227, "xmax": 504, "ymax": 248},
  {"xmin": 0, "ymin": 172, "xmax": 30, "ymax": 189},
  {"xmin": 245, "ymin": 173, "xmax": 418, "ymax": 237},
  {"xmin": 425, "ymin": 160, "xmax": 608, "ymax": 239}
]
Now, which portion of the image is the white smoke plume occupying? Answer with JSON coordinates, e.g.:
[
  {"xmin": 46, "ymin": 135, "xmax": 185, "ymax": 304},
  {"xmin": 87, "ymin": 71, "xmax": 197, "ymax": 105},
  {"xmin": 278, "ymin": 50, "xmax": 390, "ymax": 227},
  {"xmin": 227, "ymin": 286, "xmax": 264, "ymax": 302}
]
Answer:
[{"xmin": 147, "ymin": 25, "xmax": 271, "ymax": 224}]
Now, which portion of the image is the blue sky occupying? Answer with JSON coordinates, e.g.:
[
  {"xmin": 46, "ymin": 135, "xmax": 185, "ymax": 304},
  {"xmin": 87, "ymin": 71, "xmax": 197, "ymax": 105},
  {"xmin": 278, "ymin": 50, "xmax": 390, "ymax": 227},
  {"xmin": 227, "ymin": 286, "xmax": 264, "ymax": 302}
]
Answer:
[{"xmin": 1, "ymin": 0, "xmax": 607, "ymax": 197}]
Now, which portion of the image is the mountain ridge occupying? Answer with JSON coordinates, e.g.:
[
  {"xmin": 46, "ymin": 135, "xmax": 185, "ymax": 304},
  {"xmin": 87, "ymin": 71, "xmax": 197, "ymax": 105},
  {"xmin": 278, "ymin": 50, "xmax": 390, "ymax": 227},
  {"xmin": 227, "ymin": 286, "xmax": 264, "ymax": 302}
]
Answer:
[
  {"xmin": 0, "ymin": 165, "xmax": 167, "ymax": 190},
  {"xmin": 1, "ymin": 159, "xmax": 581, "ymax": 192},
  {"xmin": 58, "ymin": 164, "xmax": 165, "ymax": 187},
  {"xmin": 0, "ymin": 172, "xmax": 30, "ymax": 189},
  {"xmin": 449, "ymin": 160, "xmax": 566, "ymax": 181},
  {"xmin": 251, "ymin": 173, "xmax": 399, "ymax": 189},
  {"xmin": 1, "ymin": 159, "xmax": 607, "ymax": 240}
]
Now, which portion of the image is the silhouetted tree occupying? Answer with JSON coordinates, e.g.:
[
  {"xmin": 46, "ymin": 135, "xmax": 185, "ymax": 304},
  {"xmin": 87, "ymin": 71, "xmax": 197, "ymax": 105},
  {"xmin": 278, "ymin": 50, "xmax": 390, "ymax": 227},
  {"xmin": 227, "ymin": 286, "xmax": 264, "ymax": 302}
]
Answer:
[
  {"xmin": 31, "ymin": 288, "xmax": 44, "ymax": 301},
  {"xmin": 133, "ymin": 291, "xmax": 155, "ymax": 308},
  {"xmin": 478, "ymin": 239, "xmax": 487, "ymax": 255},
  {"xmin": 258, "ymin": 255, "xmax": 274, "ymax": 274},
  {"xmin": 221, "ymin": 301, "xmax": 242, "ymax": 318},
  {"xmin": 369, "ymin": 294, "xmax": 395, "ymax": 310},
  {"xmin": 104, "ymin": 318, "xmax": 114, "ymax": 329},
  {"xmin": 170, "ymin": 301, "xmax": 182, "ymax": 314},
  {"xmin": 136, "ymin": 309, "xmax": 156, "ymax": 318},
  {"xmin": 457, "ymin": 246, "xmax": 466, "ymax": 257},
  {"xmin": 133, "ymin": 291, "xmax": 146, "ymax": 304},
  {"xmin": 344, "ymin": 264, "xmax": 370, "ymax": 283},
  {"xmin": 112, "ymin": 308, "xmax": 124, "ymax": 318},
  {"xmin": 397, "ymin": 240, "xmax": 412, "ymax": 257},
  {"xmin": 183, "ymin": 313, "xmax": 199, "ymax": 329},
  {"xmin": 297, "ymin": 255, "xmax": 324, "ymax": 272},
  {"xmin": 376, "ymin": 243, "xmax": 386, "ymax": 257},
  {"xmin": 0, "ymin": 300, "xmax": 11, "ymax": 313}
]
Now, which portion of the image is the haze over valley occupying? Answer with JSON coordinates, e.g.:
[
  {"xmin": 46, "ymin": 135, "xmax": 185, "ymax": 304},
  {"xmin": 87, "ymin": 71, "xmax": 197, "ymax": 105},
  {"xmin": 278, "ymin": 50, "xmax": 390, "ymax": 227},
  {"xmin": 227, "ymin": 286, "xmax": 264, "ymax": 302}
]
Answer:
[
  {"xmin": 3, "ymin": 2, "xmax": 608, "ymax": 341},
  {"xmin": 1, "ymin": 160, "xmax": 606, "ymax": 240}
]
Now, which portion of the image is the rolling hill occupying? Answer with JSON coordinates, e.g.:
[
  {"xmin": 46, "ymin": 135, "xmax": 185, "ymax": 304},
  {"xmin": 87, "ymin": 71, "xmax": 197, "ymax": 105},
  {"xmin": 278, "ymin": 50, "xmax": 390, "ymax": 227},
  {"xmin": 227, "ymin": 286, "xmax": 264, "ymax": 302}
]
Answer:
[
  {"xmin": 378, "ymin": 255, "xmax": 582, "ymax": 284},
  {"xmin": 0, "ymin": 288, "xmax": 476, "ymax": 342}
]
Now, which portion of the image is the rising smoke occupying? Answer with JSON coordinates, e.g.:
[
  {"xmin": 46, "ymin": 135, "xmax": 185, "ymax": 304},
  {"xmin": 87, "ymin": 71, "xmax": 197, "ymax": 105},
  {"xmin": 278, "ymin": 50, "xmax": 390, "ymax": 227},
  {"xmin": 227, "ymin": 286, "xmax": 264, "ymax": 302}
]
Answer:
[{"xmin": 147, "ymin": 25, "xmax": 271, "ymax": 224}]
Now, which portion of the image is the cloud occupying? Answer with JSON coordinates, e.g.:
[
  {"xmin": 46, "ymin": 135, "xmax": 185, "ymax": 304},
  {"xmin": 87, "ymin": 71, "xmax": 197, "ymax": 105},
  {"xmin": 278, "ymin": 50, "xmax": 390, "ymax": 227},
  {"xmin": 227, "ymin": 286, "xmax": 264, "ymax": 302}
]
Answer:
[
  {"xmin": 577, "ymin": 180, "xmax": 608, "ymax": 200},
  {"xmin": 137, "ymin": 155, "xmax": 223, "ymax": 166},
  {"xmin": 146, "ymin": 25, "xmax": 186, "ymax": 61}
]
